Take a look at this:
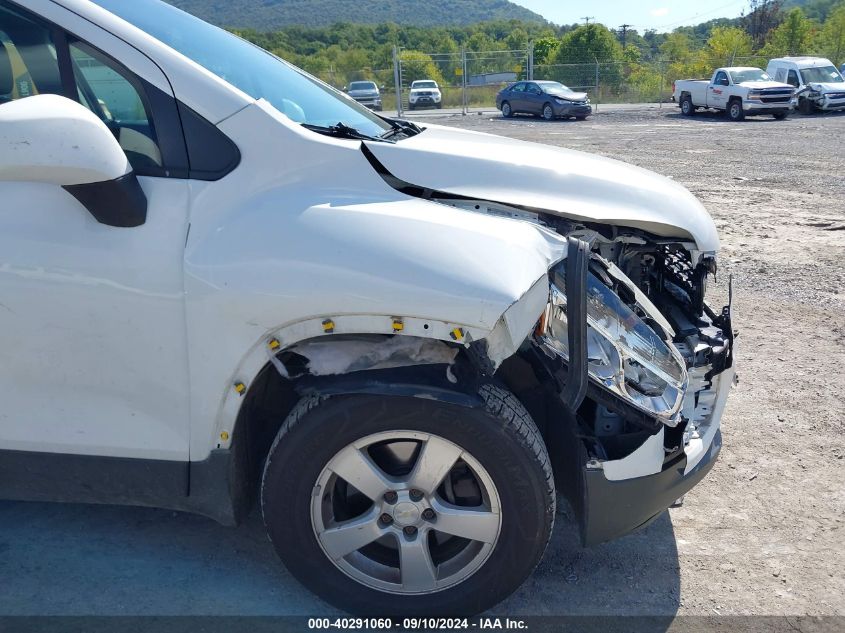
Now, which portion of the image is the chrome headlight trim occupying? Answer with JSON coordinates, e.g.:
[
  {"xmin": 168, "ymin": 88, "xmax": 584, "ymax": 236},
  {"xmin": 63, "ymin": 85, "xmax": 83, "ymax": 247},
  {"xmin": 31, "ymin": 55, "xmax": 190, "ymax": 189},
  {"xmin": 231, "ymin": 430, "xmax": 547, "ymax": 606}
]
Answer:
[{"xmin": 541, "ymin": 262, "xmax": 688, "ymax": 424}]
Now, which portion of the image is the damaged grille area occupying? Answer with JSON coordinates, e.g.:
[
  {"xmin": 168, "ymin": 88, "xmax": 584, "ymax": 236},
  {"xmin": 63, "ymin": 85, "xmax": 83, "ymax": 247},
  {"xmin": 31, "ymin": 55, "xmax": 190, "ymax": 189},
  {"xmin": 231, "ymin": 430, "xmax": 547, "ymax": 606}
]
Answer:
[{"xmin": 656, "ymin": 246, "xmax": 709, "ymax": 314}]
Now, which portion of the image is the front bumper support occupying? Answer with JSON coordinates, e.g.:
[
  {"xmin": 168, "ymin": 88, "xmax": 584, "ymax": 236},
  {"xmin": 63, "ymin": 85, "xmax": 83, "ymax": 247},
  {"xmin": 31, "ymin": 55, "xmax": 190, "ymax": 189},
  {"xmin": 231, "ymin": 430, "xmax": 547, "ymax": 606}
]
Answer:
[{"xmin": 579, "ymin": 430, "xmax": 722, "ymax": 546}]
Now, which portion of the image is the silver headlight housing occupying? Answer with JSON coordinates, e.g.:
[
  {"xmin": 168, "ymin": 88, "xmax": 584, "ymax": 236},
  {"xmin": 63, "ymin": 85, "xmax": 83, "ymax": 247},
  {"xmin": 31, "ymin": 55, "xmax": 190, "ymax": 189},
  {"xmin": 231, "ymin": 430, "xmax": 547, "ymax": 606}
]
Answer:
[{"xmin": 541, "ymin": 263, "xmax": 688, "ymax": 424}]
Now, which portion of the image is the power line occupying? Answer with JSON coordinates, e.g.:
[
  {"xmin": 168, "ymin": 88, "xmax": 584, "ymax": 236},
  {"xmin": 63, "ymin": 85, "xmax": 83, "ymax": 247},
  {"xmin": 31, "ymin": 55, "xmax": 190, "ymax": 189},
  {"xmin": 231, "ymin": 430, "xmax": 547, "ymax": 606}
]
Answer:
[{"xmin": 653, "ymin": 0, "xmax": 746, "ymax": 31}]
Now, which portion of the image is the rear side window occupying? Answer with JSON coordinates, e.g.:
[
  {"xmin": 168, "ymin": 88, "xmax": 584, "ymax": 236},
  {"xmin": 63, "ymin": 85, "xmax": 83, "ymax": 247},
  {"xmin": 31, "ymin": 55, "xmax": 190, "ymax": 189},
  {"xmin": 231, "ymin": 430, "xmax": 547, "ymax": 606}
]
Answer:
[
  {"xmin": 510, "ymin": 83, "xmax": 525, "ymax": 92},
  {"xmin": 0, "ymin": 3, "xmax": 62, "ymax": 103}
]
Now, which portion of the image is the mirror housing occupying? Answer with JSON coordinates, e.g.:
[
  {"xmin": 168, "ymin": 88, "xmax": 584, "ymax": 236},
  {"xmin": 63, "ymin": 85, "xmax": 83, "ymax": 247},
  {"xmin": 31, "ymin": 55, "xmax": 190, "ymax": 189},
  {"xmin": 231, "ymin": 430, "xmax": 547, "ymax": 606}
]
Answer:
[{"xmin": 0, "ymin": 94, "xmax": 147, "ymax": 227}]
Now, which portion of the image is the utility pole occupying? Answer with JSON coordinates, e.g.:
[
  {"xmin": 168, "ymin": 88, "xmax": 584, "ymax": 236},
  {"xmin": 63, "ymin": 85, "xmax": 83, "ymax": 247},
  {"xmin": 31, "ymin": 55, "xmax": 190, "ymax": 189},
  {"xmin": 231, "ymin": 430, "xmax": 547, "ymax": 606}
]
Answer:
[
  {"xmin": 618, "ymin": 24, "xmax": 633, "ymax": 50},
  {"xmin": 527, "ymin": 40, "xmax": 534, "ymax": 81},
  {"xmin": 392, "ymin": 46, "xmax": 403, "ymax": 117},
  {"xmin": 581, "ymin": 16, "xmax": 594, "ymax": 25}
]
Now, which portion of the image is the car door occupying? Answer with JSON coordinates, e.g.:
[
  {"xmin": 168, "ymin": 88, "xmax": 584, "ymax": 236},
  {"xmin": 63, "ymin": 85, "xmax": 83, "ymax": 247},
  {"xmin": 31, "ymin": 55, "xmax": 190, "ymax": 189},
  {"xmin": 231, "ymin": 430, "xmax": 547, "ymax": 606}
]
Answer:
[
  {"xmin": 0, "ymin": 1, "xmax": 191, "ymax": 462},
  {"xmin": 709, "ymin": 71, "xmax": 729, "ymax": 109},
  {"xmin": 525, "ymin": 82, "xmax": 544, "ymax": 114},
  {"xmin": 502, "ymin": 83, "xmax": 525, "ymax": 112}
]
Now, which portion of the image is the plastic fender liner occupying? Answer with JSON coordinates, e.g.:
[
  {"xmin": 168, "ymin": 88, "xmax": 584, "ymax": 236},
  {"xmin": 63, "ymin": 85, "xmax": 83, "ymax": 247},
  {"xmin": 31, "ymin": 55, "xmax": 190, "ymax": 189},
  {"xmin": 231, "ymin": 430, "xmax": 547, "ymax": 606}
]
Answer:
[{"xmin": 291, "ymin": 364, "xmax": 485, "ymax": 409}]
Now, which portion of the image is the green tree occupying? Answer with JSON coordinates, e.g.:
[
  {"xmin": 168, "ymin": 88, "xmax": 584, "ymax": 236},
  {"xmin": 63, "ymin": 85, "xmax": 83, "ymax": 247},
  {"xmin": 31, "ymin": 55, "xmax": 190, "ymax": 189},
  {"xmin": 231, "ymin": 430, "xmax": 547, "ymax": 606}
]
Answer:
[
  {"xmin": 554, "ymin": 24, "xmax": 623, "ymax": 63},
  {"xmin": 661, "ymin": 32, "xmax": 705, "ymax": 83},
  {"xmin": 552, "ymin": 24, "xmax": 624, "ymax": 89},
  {"xmin": 761, "ymin": 8, "xmax": 818, "ymax": 56},
  {"xmin": 699, "ymin": 26, "xmax": 754, "ymax": 67},
  {"xmin": 399, "ymin": 50, "xmax": 445, "ymax": 84},
  {"xmin": 820, "ymin": 2, "xmax": 845, "ymax": 64},
  {"xmin": 533, "ymin": 36, "xmax": 559, "ymax": 64}
]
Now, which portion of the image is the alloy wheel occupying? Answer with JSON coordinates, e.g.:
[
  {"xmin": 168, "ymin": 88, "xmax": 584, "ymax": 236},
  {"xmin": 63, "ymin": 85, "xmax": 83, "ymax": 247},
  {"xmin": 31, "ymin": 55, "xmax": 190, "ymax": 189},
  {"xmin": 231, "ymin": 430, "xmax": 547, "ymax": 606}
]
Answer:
[{"xmin": 311, "ymin": 430, "xmax": 502, "ymax": 595}]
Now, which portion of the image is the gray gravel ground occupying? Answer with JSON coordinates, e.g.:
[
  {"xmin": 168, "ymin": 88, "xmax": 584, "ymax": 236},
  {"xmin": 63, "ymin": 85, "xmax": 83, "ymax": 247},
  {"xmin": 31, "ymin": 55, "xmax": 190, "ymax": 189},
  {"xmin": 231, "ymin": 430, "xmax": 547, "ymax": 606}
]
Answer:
[{"xmin": 1, "ymin": 106, "xmax": 843, "ymax": 618}]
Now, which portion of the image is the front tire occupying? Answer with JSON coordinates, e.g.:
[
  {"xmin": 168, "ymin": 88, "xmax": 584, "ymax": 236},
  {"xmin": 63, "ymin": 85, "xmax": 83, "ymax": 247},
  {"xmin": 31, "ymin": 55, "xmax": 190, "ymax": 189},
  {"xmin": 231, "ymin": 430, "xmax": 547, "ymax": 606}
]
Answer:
[
  {"xmin": 261, "ymin": 386, "xmax": 555, "ymax": 616},
  {"xmin": 773, "ymin": 111, "xmax": 787, "ymax": 120},
  {"xmin": 542, "ymin": 103, "xmax": 554, "ymax": 121},
  {"xmin": 798, "ymin": 97, "xmax": 815, "ymax": 115},
  {"xmin": 727, "ymin": 99, "xmax": 745, "ymax": 121}
]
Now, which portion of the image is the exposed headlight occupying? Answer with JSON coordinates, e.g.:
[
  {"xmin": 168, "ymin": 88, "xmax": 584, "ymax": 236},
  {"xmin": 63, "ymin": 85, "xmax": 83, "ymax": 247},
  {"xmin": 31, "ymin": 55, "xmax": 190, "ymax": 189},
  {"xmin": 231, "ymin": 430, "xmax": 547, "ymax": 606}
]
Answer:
[
  {"xmin": 541, "ymin": 263, "xmax": 688, "ymax": 423},
  {"xmin": 554, "ymin": 97, "xmax": 566, "ymax": 104}
]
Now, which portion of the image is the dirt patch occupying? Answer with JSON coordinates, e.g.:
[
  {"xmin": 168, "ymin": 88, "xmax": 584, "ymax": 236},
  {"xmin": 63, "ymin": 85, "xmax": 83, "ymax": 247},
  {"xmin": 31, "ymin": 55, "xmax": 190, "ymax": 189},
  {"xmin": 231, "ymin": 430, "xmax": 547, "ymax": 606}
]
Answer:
[{"xmin": 438, "ymin": 108, "xmax": 845, "ymax": 615}]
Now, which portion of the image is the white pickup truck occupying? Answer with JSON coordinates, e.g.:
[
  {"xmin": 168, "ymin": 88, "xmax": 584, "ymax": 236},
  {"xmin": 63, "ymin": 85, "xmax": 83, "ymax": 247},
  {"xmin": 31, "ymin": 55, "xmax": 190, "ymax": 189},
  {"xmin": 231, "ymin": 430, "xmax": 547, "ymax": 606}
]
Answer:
[{"xmin": 673, "ymin": 67, "xmax": 795, "ymax": 121}]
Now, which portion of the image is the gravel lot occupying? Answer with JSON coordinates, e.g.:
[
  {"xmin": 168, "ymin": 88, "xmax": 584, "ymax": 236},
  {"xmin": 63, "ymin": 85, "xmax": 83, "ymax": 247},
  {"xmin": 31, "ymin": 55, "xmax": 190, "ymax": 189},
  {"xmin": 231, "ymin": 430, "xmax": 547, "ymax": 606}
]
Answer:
[{"xmin": 2, "ymin": 106, "xmax": 843, "ymax": 619}]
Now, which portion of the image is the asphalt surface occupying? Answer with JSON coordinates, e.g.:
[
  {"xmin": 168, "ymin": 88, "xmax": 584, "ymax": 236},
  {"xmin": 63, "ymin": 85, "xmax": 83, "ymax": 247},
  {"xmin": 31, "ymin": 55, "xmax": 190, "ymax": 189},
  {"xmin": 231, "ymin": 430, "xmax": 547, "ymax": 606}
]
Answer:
[{"xmin": 2, "ymin": 105, "xmax": 843, "ymax": 619}]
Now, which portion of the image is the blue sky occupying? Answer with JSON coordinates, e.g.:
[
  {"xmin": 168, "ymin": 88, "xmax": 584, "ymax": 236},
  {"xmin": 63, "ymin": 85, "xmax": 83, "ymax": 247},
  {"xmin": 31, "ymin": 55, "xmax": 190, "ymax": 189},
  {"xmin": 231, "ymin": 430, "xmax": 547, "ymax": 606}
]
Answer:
[{"xmin": 511, "ymin": 0, "xmax": 750, "ymax": 32}]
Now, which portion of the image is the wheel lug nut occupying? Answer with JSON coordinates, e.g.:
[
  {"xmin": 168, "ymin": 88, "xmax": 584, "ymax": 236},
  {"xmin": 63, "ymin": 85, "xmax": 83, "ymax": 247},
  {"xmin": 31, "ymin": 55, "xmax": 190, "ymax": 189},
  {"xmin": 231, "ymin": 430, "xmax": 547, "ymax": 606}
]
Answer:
[
  {"xmin": 383, "ymin": 491, "xmax": 398, "ymax": 504},
  {"xmin": 409, "ymin": 489, "xmax": 423, "ymax": 501},
  {"xmin": 422, "ymin": 508, "xmax": 436, "ymax": 521},
  {"xmin": 403, "ymin": 525, "xmax": 417, "ymax": 537},
  {"xmin": 379, "ymin": 513, "xmax": 393, "ymax": 525}
]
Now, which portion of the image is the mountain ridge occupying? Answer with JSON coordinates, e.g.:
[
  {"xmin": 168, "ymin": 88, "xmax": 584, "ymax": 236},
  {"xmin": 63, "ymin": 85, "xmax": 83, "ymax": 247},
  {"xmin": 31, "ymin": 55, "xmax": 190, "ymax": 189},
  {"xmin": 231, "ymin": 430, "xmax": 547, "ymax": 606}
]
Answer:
[{"xmin": 163, "ymin": 0, "xmax": 547, "ymax": 30}]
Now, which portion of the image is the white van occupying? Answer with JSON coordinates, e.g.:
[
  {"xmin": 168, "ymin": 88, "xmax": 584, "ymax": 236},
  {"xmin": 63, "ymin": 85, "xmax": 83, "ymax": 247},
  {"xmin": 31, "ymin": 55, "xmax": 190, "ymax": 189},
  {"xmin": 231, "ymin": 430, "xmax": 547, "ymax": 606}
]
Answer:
[{"xmin": 766, "ymin": 57, "xmax": 845, "ymax": 113}]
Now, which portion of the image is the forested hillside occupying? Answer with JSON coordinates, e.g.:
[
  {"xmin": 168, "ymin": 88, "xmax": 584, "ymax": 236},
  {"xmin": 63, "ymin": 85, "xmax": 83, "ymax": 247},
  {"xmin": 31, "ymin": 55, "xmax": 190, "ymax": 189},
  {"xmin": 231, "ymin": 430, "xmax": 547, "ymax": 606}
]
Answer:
[{"xmin": 164, "ymin": 0, "xmax": 546, "ymax": 29}]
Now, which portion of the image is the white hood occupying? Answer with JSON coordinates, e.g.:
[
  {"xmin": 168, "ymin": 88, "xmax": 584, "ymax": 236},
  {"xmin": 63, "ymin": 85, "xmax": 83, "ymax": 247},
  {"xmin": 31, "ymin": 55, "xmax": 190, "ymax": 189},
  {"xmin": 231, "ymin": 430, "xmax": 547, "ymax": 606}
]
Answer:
[
  {"xmin": 738, "ymin": 80, "xmax": 793, "ymax": 90},
  {"xmin": 366, "ymin": 125, "xmax": 720, "ymax": 252},
  {"xmin": 810, "ymin": 82, "xmax": 845, "ymax": 93}
]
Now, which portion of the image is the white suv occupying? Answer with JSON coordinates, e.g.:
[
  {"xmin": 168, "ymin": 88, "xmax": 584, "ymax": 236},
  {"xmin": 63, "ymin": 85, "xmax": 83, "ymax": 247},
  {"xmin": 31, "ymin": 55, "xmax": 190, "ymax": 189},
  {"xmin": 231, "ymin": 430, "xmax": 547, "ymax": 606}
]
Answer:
[
  {"xmin": 408, "ymin": 79, "xmax": 442, "ymax": 109},
  {"xmin": 0, "ymin": 0, "xmax": 735, "ymax": 616}
]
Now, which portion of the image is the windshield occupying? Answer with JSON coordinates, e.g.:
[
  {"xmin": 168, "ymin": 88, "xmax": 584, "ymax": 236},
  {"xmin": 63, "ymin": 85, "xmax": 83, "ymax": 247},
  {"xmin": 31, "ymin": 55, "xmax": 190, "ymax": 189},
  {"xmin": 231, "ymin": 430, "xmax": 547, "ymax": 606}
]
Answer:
[
  {"xmin": 800, "ymin": 66, "xmax": 844, "ymax": 84},
  {"xmin": 91, "ymin": 0, "xmax": 391, "ymax": 136},
  {"xmin": 348, "ymin": 82, "xmax": 376, "ymax": 91},
  {"xmin": 412, "ymin": 81, "xmax": 437, "ymax": 89},
  {"xmin": 730, "ymin": 69, "xmax": 771, "ymax": 83},
  {"xmin": 538, "ymin": 81, "xmax": 574, "ymax": 95}
]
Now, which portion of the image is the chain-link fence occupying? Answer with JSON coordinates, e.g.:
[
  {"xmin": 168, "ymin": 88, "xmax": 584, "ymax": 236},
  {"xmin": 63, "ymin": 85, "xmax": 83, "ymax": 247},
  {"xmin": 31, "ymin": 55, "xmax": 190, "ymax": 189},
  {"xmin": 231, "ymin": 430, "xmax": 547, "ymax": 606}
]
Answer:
[
  {"xmin": 327, "ymin": 51, "xmax": 820, "ymax": 114},
  {"xmin": 392, "ymin": 46, "xmax": 532, "ymax": 115}
]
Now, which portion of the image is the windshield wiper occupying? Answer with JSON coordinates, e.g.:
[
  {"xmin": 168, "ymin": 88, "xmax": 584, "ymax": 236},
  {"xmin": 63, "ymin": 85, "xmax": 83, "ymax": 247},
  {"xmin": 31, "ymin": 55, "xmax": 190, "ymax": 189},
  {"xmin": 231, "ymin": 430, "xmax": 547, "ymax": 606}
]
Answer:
[
  {"xmin": 380, "ymin": 117, "xmax": 423, "ymax": 139},
  {"xmin": 301, "ymin": 122, "xmax": 394, "ymax": 143}
]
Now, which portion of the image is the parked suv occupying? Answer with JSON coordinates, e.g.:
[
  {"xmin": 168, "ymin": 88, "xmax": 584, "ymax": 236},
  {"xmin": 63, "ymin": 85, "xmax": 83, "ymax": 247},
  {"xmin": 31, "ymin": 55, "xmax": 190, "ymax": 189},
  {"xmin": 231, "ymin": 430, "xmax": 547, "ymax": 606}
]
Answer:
[
  {"xmin": 0, "ymin": 0, "xmax": 735, "ymax": 617},
  {"xmin": 408, "ymin": 79, "xmax": 442, "ymax": 109},
  {"xmin": 767, "ymin": 57, "xmax": 845, "ymax": 113},
  {"xmin": 346, "ymin": 80, "xmax": 382, "ymax": 111}
]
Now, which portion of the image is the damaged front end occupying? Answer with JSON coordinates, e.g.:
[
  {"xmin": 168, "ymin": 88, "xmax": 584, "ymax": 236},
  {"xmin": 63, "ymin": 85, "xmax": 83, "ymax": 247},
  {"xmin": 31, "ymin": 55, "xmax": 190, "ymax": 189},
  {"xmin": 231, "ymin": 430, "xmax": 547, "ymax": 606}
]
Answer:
[{"xmin": 510, "ymin": 229, "xmax": 735, "ymax": 546}]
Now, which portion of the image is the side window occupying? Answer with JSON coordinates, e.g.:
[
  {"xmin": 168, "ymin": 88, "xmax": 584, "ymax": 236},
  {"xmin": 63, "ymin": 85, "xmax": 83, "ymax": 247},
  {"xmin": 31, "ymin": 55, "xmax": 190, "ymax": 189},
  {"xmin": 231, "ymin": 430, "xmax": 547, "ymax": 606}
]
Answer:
[
  {"xmin": 715, "ymin": 72, "xmax": 729, "ymax": 86},
  {"xmin": 787, "ymin": 70, "xmax": 800, "ymax": 87},
  {"xmin": 526, "ymin": 83, "xmax": 541, "ymax": 94},
  {"xmin": 774, "ymin": 68, "xmax": 787, "ymax": 83},
  {"xmin": 511, "ymin": 83, "xmax": 525, "ymax": 93},
  {"xmin": 69, "ymin": 40, "xmax": 162, "ymax": 173},
  {"xmin": 0, "ymin": 3, "xmax": 62, "ymax": 103}
]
